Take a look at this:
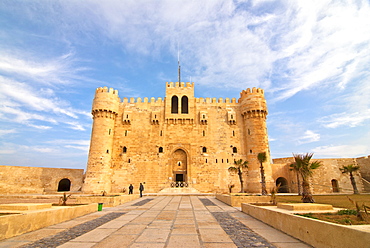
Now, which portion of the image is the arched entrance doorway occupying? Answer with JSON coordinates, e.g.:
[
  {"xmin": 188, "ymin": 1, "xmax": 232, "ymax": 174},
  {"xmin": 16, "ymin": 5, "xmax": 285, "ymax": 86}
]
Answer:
[
  {"xmin": 172, "ymin": 149, "xmax": 187, "ymax": 184},
  {"xmin": 58, "ymin": 178, "xmax": 71, "ymax": 191},
  {"xmin": 276, "ymin": 177, "xmax": 289, "ymax": 193},
  {"xmin": 331, "ymin": 179, "xmax": 339, "ymax": 193}
]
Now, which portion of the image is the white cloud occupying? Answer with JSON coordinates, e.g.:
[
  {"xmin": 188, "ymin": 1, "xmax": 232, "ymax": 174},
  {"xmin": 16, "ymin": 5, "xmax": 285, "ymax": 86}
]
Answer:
[
  {"xmin": 48, "ymin": 140, "xmax": 90, "ymax": 146},
  {"xmin": 0, "ymin": 129, "xmax": 17, "ymax": 136},
  {"xmin": 297, "ymin": 130, "xmax": 320, "ymax": 144},
  {"xmin": 320, "ymin": 110, "xmax": 370, "ymax": 128},
  {"xmin": 64, "ymin": 145, "xmax": 89, "ymax": 152},
  {"xmin": 312, "ymin": 145, "xmax": 368, "ymax": 158}
]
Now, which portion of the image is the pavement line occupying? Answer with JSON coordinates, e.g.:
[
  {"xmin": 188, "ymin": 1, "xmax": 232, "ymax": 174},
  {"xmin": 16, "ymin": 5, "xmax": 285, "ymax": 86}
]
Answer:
[
  {"xmin": 19, "ymin": 212, "xmax": 125, "ymax": 248},
  {"xmin": 131, "ymin": 198, "xmax": 154, "ymax": 206}
]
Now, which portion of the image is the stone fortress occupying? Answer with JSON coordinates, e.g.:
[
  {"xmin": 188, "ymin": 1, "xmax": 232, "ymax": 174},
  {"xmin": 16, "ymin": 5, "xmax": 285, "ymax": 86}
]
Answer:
[
  {"xmin": 1, "ymin": 82, "xmax": 369, "ymax": 195},
  {"xmin": 81, "ymin": 82, "xmax": 370, "ymax": 195}
]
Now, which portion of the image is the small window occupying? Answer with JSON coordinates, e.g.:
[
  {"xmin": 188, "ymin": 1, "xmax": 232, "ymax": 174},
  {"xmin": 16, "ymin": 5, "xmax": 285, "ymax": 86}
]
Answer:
[
  {"xmin": 216, "ymin": 159, "xmax": 218, "ymax": 163},
  {"xmin": 248, "ymin": 129, "xmax": 251, "ymax": 135},
  {"xmin": 202, "ymin": 147, "xmax": 207, "ymax": 153},
  {"xmin": 202, "ymin": 130, "xmax": 205, "ymax": 136},
  {"xmin": 106, "ymin": 150, "xmax": 109, "ymax": 154},
  {"xmin": 181, "ymin": 96, "xmax": 189, "ymax": 114},
  {"xmin": 232, "ymin": 130, "xmax": 235, "ymax": 136},
  {"xmin": 178, "ymin": 162, "xmax": 181, "ymax": 166},
  {"xmin": 123, "ymin": 147, "xmax": 127, "ymax": 153},
  {"xmin": 109, "ymin": 129, "xmax": 111, "ymax": 135},
  {"xmin": 159, "ymin": 147, "xmax": 163, "ymax": 153},
  {"xmin": 227, "ymin": 159, "xmax": 229, "ymax": 163},
  {"xmin": 125, "ymin": 130, "xmax": 128, "ymax": 136},
  {"xmin": 231, "ymin": 115, "xmax": 233, "ymax": 119},
  {"xmin": 222, "ymin": 159, "xmax": 224, "ymax": 163},
  {"xmin": 202, "ymin": 115, "xmax": 205, "ymax": 119},
  {"xmin": 250, "ymin": 149, "xmax": 252, "ymax": 154},
  {"xmin": 233, "ymin": 147, "xmax": 237, "ymax": 153},
  {"xmin": 126, "ymin": 114, "xmax": 129, "ymax": 118},
  {"xmin": 155, "ymin": 114, "xmax": 157, "ymax": 118},
  {"xmin": 171, "ymin": 96, "xmax": 179, "ymax": 114},
  {"xmin": 206, "ymin": 159, "xmax": 208, "ymax": 163},
  {"xmin": 128, "ymin": 159, "xmax": 131, "ymax": 163},
  {"xmin": 160, "ymin": 130, "xmax": 163, "ymax": 136}
]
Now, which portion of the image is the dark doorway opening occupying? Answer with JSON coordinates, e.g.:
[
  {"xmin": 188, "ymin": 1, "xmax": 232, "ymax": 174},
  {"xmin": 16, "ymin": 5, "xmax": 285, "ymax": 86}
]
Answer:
[
  {"xmin": 58, "ymin": 178, "xmax": 71, "ymax": 191},
  {"xmin": 331, "ymin": 179, "xmax": 340, "ymax": 193},
  {"xmin": 176, "ymin": 174, "xmax": 184, "ymax": 182},
  {"xmin": 276, "ymin": 177, "xmax": 289, "ymax": 193}
]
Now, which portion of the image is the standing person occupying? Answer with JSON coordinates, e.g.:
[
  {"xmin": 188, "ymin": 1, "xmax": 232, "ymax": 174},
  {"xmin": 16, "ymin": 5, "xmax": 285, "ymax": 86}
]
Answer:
[
  {"xmin": 128, "ymin": 184, "xmax": 133, "ymax": 194},
  {"xmin": 139, "ymin": 183, "xmax": 144, "ymax": 197}
]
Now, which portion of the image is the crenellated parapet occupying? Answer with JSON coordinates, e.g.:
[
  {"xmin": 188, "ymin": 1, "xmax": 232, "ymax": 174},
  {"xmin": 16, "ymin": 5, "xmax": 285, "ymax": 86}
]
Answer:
[
  {"xmin": 239, "ymin": 87, "xmax": 268, "ymax": 118},
  {"xmin": 92, "ymin": 86, "xmax": 120, "ymax": 117},
  {"xmin": 166, "ymin": 82, "xmax": 194, "ymax": 88},
  {"xmin": 122, "ymin": 97, "xmax": 164, "ymax": 103},
  {"xmin": 196, "ymin": 97, "xmax": 237, "ymax": 104},
  {"xmin": 240, "ymin": 87, "xmax": 264, "ymax": 98}
]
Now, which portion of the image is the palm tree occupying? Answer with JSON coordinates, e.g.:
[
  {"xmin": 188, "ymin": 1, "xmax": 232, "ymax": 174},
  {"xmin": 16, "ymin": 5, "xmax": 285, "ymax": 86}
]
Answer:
[
  {"xmin": 228, "ymin": 159, "xmax": 249, "ymax": 193},
  {"xmin": 289, "ymin": 162, "xmax": 302, "ymax": 195},
  {"xmin": 340, "ymin": 164, "xmax": 360, "ymax": 194},
  {"xmin": 293, "ymin": 153, "xmax": 322, "ymax": 203},
  {"xmin": 257, "ymin": 152, "xmax": 267, "ymax": 195}
]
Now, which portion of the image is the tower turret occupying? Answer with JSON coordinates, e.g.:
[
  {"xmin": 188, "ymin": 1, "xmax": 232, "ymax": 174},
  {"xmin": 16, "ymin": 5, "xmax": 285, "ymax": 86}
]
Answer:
[
  {"xmin": 82, "ymin": 87, "xmax": 120, "ymax": 193},
  {"xmin": 239, "ymin": 87, "xmax": 273, "ymax": 193}
]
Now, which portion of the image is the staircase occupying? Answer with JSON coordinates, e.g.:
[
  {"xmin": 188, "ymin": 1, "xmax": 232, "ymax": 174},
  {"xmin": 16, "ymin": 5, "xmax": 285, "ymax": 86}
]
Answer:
[{"xmin": 157, "ymin": 187, "xmax": 203, "ymax": 195}]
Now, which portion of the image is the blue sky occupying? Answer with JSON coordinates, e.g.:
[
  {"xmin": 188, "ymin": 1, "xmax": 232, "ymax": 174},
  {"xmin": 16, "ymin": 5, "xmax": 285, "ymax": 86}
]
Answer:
[{"xmin": 1, "ymin": 0, "xmax": 369, "ymax": 170}]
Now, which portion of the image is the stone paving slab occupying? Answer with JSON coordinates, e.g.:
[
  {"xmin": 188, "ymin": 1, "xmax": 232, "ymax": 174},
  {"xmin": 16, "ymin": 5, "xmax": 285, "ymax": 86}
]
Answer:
[{"xmin": 0, "ymin": 196, "xmax": 311, "ymax": 248}]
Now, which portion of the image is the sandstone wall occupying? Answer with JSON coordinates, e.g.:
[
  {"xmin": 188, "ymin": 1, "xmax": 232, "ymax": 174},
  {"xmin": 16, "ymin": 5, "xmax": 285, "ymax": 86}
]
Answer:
[
  {"xmin": 357, "ymin": 155, "xmax": 370, "ymax": 181},
  {"xmin": 0, "ymin": 165, "xmax": 84, "ymax": 194},
  {"xmin": 271, "ymin": 157, "xmax": 364, "ymax": 194}
]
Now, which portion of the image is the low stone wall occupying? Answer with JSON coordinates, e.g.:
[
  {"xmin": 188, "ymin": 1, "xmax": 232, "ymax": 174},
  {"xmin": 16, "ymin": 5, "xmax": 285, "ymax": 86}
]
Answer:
[
  {"xmin": 216, "ymin": 194, "xmax": 270, "ymax": 207},
  {"xmin": 0, "ymin": 203, "xmax": 97, "ymax": 241},
  {"xmin": 75, "ymin": 194, "xmax": 140, "ymax": 207},
  {"xmin": 0, "ymin": 165, "xmax": 83, "ymax": 194},
  {"xmin": 241, "ymin": 203, "xmax": 370, "ymax": 248}
]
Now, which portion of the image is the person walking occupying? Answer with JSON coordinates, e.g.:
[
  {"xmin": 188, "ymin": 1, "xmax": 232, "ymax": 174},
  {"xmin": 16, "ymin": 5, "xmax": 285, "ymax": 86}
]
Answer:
[
  {"xmin": 139, "ymin": 183, "xmax": 144, "ymax": 197},
  {"xmin": 128, "ymin": 184, "xmax": 133, "ymax": 194}
]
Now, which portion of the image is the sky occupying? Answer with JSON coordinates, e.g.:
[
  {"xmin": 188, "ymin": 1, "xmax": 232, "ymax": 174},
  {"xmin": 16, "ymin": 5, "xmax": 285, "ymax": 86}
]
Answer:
[{"xmin": 1, "ymin": 0, "xmax": 370, "ymax": 170}]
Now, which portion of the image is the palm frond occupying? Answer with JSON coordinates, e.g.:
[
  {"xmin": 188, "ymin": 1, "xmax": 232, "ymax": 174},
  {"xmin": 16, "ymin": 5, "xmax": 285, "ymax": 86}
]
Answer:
[{"xmin": 228, "ymin": 167, "xmax": 238, "ymax": 173}]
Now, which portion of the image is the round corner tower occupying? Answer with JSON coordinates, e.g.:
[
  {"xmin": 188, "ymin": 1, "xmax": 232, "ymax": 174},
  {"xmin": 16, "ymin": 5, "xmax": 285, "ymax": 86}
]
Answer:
[
  {"xmin": 239, "ymin": 87, "xmax": 274, "ymax": 193},
  {"xmin": 82, "ymin": 86, "xmax": 120, "ymax": 194}
]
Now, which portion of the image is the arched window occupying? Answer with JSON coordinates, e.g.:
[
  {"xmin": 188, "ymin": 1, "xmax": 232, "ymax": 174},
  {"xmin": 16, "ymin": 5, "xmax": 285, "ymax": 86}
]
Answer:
[
  {"xmin": 233, "ymin": 147, "xmax": 237, "ymax": 153},
  {"xmin": 171, "ymin": 96, "xmax": 178, "ymax": 113},
  {"xmin": 159, "ymin": 147, "xmax": 163, "ymax": 153},
  {"xmin": 202, "ymin": 147, "xmax": 207, "ymax": 153},
  {"xmin": 232, "ymin": 130, "xmax": 235, "ymax": 136},
  {"xmin": 123, "ymin": 146, "xmax": 127, "ymax": 153},
  {"xmin": 58, "ymin": 178, "xmax": 71, "ymax": 192},
  {"xmin": 181, "ymin": 96, "xmax": 188, "ymax": 114}
]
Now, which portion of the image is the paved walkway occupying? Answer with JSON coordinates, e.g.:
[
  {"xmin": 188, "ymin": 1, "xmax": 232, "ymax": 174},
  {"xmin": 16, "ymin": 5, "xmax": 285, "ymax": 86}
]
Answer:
[{"xmin": 0, "ymin": 196, "xmax": 311, "ymax": 248}]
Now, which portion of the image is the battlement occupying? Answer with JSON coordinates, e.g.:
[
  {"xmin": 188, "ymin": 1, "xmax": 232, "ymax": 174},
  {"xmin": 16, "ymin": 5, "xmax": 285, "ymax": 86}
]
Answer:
[
  {"xmin": 95, "ymin": 86, "xmax": 119, "ymax": 96},
  {"xmin": 166, "ymin": 82, "xmax": 194, "ymax": 88},
  {"xmin": 122, "ymin": 97, "xmax": 164, "ymax": 103},
  {"xmin": 240, "ymin": 87, "xmax": 264, "ymax": 99},
  {"xmin": 196, "ymin": 97, "xmax": 237, "ymax": 104}
]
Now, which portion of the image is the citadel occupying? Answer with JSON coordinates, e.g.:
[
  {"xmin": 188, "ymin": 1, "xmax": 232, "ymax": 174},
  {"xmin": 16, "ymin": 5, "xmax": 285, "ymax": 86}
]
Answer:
[{"xmin": 0, "ymin": 82, "xmax": 369, "ymax": 194}]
